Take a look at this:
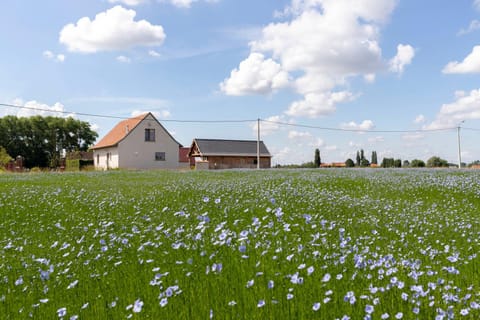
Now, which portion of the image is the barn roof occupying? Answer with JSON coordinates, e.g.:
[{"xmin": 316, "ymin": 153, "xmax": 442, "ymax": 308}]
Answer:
[
  {"xmin": 190, "ymin": 139, "xmax": 272, "ymax": 157},
  {"xmin": 92, "ymin": 112, "xmax": 182, "ymax": 149}
]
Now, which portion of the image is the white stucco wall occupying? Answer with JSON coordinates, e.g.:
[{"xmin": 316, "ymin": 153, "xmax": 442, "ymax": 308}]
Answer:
[
  {"xmin": 93, "ymin": 147, "xmax": 119, "ymax": 170},
  {"xmin": 117, "ymin": 114, "xmax": 181, "ymax": 169}
]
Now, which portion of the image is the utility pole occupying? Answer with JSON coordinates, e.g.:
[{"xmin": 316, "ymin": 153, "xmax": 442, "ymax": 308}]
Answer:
[
  {"xmin": 257, "ymin": 118, "xmax": 260, "ymax": 170},
  {"xmin": 457, "ymin": 120, "xmax": 464, "ymax": 169}
]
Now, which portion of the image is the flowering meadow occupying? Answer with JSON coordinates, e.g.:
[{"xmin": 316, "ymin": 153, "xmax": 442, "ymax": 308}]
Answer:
[{"xmin": 1, "ymin": 169, "xmax": 480, "ymax": 319}]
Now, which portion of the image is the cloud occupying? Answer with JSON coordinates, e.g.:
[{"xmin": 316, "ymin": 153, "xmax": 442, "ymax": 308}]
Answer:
[
  {"xmin": 368, "ymin": 136, "xmax": 384, "ymax": 143},
  {"xmin": 475, "ymin": 0, "xmax": 480, "ymax": 11},
  {"xmin": 116, "ymin": 55, "xmax": 131, "ymax": 63},
  {"xmin": 458, "ymin": 20, "xmax": 480, "ymax": 36},
  {"xmin": 288, "ymin": 130, "xmax": 312, "ymax": 140},
  {"xmin": 285, "ymin": 91, "xmax": 355, "ymax": 118},
  {"xmin": 443, "ymin": 45, "xmax": 480, "ymax": 74},
  {"xmin": 402, "ymin": 133, "xmax": 425, "ymax": 141},
  {"xmin": 60, "ymin": 6, "xmax": 165, "ymax": 53},
  {"xmin": 159, "ymin": 0, "xmax": 219, "ymax": 9},
  {"xmin": 220, "ymin": 53, "xmax": 289, "ymax": 96},
  {"xmin": 414, "ymin": 114, "xmax": 425, "ymax": 124},
  {"xmin": 108, "ymin": 0, "xmax": 147, "ymax": 5},
  {"xmin": 0, "ymin": 99, "xmax": 69, "ymax": 118},
  {"xmin": 43, "ymin": 50, "xmax": 66, "ymax": 62},
  {"xmin": 131, "ymin": 109, "xmax": 171, "ymax": 119},
  {"xmin": 389, "ymin": 44, "xmax": 415, "ymax": 74},
  {"xmin": 148, "ymin": 50, "xmax": 161, "ymax": 57},
  {"xmin": 252, "ymin": 115, "xmax": 288, "ymax": 136},
  {"xmin": 340, "ymin": 120, "xmax": 375, "ymax": 131},
  {"xmin": 425, "ymin": 89, "xmax": 480, "ymax": 129},
  {"xmin": 221, "ymin": 0, "xmax": 413, "ymax": 118}
]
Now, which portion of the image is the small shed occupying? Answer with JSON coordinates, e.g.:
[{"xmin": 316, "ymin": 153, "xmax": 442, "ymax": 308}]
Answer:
[{"xmin": 188, "ymin": 139, "xmax": 272, "ymax": 169}]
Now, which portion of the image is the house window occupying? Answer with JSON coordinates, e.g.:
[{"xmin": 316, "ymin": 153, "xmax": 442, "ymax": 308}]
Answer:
[
  {"xmin": 145, "ymin": 128, "xmax": 155, "ymax": 142},
  {"xmin": 155, "ymin": 152, "xmax": 166, "ymax": 161},
  {"xmin": 253, "ymin": 159, "xmax": 258, "ymax": 165}
]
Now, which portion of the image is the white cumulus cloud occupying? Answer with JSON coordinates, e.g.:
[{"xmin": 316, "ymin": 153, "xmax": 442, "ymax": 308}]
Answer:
[
  {"xmin": 220, "ymin": 53, "xmax": 289, "ymax": 96},
  {"xmin": 60, "ymin": 6, "xmax": 166, "ymax": 53},
  {"xmin": 148, "ymin": 50, "xmax": 161, "ymax": 57},
  {"xmin": 457, "ymin": 19, "xmax": 480, "ymax": 36},
  {"xmin": 108, "ymin": 0, "xmax": 147, "ymax": 6},
  {"xmin": 43, "ymin": 50, "xmax": 66, "ymax": 62},
  {"xmin": 251, "ymin": 115, "xmax": 288, "ymax": 136},
  {"xmin": 131, "ymin": 109, "xmax": 171, "ymax": 119},
  {"xmin": 221, "ymin": 0, "xmax": 413, "ymax": 118},
  {"xmin": 286, "ymin": 91, "xmax": 354, "ymax": 118},
  {"xmin": 443, "ymin": 46, "xmax": 480, "ymax": 74},
  {"xmin": 116, "ymin": 55, "xmax": 131, "ymax": 63},
  {"xmin": 389, "ymin": 44, "xmax": 415, "ymax": 74},
  {"xmin": 425, "ymin": 89, "xmax": 480, "ymax": 129},
  {"xmin": 414, "ymin": 114, "xmax": 425, "ymax": 124},
  {"xmin": 159, "ymin": 0, "xmax": 219, "ymax": 9},
  {"xmin": 340, "ymin": 120, "xmax": 375, "ymax": 131},
  {"xmin": 288, "ymin": 130, "xmax": 312, "ymax": 140},
  {"xmin": 0, "ymin": 99, "xmax": 69, "ymax": 118}
]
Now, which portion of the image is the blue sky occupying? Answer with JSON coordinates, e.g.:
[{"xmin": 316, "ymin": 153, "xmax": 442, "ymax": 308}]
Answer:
[{"xmin": 2, "ymin": 0, "xmax": 480, "ymax": 165}]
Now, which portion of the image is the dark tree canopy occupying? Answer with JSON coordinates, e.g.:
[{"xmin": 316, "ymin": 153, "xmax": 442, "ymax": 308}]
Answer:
[
  {"xmin": 345, "ymin": 158, "xmax": 355, "ymax": 167},
  {"xmin": 371, "ymin": 151, "xmax": 378, "ymax": 165},
  {"xmin": 0, "ymin": 146, "xmax": 12, "ymax": 167},
  {"xmin": 426, "ymin": 156, "xmax": 449, "ymax": 168},
  {"xmin": 410, "ymin": 159, "xmax": 426, "ymax": 168},
  {"xmin": 0, "ymin": 115, "xmax": 98, "ymax": 168}
]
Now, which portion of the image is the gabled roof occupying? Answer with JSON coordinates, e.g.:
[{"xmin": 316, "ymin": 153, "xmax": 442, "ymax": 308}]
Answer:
[
  {"xmin": 92, "ymin": 112, "xmax": 182, "ymax": 149},
  {"xmin": 190, "ymin": 139, "xmax": 272, "ymax": 157}
]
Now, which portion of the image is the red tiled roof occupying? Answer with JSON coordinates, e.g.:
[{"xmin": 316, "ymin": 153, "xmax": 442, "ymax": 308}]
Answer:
[{"xmin": 92, "ymin": 113, "xmax": 147, "ymax": 149}]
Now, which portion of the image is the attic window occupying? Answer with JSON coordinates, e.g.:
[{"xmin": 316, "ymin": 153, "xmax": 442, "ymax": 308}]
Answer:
[{"xmin": 145, "ymin": 128, "xmax": 155, "ymax": 142}]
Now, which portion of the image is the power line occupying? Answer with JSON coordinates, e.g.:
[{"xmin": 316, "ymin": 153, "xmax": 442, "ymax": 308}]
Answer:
[
  {"xmin": 0, "ymin": 101, "xmax": 473, "ymax": 133},
  {"xmin": 261, "ymin": 120, "xmax": 457, "ymax": 133},
  {"xmin": 0, "ymin": 103, "xmax": 256, "ymax": 123}
]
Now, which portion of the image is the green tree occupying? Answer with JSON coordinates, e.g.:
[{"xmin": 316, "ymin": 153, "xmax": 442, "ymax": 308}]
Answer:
[
  {"xmin": 426, "ymin": 156, "xmax": 449, "ymax": 168},
  {"xmin": 381, "ymin": 158, "xmax": 394, "ymax": 168},
  {"xmin": 0, "ymin": 146, "xmax": 12, "ymax": 167},
  {"xmin": 394, "ymin": 159, "xmax": 402, "ymax": 168},
  {"xmin": 314, "ymin": 148, "xmax": 321, "ymax": 167},
  {"xmin": 360, "ymin": 158, "xmax": 370, "ymax": 167},
  {"xmin": 371, "ymin": 151, "xmax": 378, "ymax": 165},
  {"xmin": 0, "ymin": 116, "xmax": 98, "ymax": 168},
  {"xmin": 345, "ymin": 158, "xmax": 355, "ymax": 167},
  {"xmin": 356, "ymin": 151, "xmax": 360, "ymax": 166},
  {"xmin": 410, "ymin": 159, "xmax": 426, "ymax": 167}
]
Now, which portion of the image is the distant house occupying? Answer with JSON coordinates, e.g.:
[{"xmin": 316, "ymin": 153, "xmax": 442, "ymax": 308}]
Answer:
[
  {"xmin": 320, "ymin": 162, "xmax": 347, "ymax": 168},
  {"xmin": 188, "ymin": 138, "xmax": 272, "ymax": 169},
  {"xmin": 91, "ymin": 113, "xmax": 185, "ymax": 170}
]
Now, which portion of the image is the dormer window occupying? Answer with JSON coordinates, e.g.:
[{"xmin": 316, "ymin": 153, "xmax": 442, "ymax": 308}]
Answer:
[{"xmin": 145, "ymin": 128, "xmax": 155, "ymax": 142}]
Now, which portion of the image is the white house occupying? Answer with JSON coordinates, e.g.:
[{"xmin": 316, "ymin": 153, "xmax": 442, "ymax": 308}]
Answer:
[{"xmin": 92, "ymin": 113, "xmax": 189, "ymax": 170}]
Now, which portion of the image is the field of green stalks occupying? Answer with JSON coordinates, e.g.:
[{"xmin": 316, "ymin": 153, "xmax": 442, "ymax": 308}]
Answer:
[{"xmin": 1, "ymin": 169, "xmax": 479, "ymax": 319}]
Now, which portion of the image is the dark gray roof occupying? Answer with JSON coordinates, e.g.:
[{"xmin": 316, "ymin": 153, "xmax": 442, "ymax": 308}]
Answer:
[{"xmin": 193, "ymin": 139, "xmax": 272, "ymax": 157}]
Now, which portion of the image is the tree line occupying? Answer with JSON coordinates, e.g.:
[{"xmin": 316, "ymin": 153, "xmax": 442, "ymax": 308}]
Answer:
[{"xmin": 0, "ymin": 115, "xmax": 98, "ymax": 168}]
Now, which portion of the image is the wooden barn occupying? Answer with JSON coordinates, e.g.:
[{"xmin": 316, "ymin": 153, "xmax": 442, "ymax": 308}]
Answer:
[{"xmin": 188, "ymin": 139, "xmax": 272, "ymax": 169}]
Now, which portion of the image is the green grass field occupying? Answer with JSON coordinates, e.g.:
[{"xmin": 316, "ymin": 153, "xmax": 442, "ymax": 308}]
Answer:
[{"xmin": 0, "ymin": 169, "xmax": 479, "ymax": 319}]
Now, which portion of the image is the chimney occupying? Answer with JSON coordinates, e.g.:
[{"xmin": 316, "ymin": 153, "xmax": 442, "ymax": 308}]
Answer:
[{"xmin": 125, "ymin": 125, "xmax": 129, "ymax": 134}]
